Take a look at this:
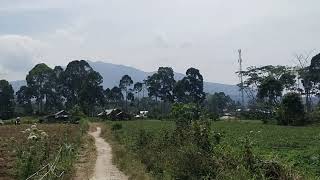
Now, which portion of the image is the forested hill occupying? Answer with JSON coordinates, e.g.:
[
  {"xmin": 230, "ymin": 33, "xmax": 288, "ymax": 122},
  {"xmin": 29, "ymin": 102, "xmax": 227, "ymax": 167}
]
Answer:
[{"xmin": 10, "ymin": 61, "xmax": 240, "ymax": 101}]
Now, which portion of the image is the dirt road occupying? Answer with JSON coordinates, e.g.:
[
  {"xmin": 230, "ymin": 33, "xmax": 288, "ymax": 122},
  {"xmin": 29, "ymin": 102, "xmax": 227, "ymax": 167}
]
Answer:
[{"xmin": 89, "ymin": 127, "xmax": 128, "ymax": 180}]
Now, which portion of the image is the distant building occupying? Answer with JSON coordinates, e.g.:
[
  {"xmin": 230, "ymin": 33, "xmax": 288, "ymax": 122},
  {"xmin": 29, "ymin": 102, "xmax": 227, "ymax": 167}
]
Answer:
[
  {"xmin": 98, "ymin": 109, "xmax": 132, "ymax": 120},
  {"xmin": 39, "ymin": 110, "xmax": 73, "ymax": 123},
  {"xmin": 135, "ymin": 111, "xmax": 148, "ymax": 118}
]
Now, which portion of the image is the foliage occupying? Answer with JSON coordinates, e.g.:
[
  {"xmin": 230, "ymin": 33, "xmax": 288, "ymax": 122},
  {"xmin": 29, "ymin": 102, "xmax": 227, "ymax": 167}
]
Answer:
[
  {"xmin": 309, "ymin": 106, "xmax": 320, "ymax": 123},
  {"xmin": 70, "ymin": 105, "xmax": 85, "ymax": 117},
  {"xmin": 119, "ymin": 75, "xmax": 133, "ymax": 111},
  {"xmin": 257, "ymin": 77, "xmax": 283, "ymax": 106},
  {"xmin": 26, "ymin": 63, "xmax": 56, "ymax": 114},
  {"xmin": 277, "ymin": 93, "xmax": 305, "ymax": 126},
  {"xmin": 16, "ymin": 86, "xmax": 33, "ymax": 115},
  {"xmin": 105, "ymin": 86, "xmax": 124, "ymax": 108},
  {"xmin": 156, "ymin": 67, "xmax": 176, "ymax": 102},
  {"xmin": 206, "ymin": 92, "xmax": 235, "ymax": 116},
  {"xmin": 62, "ymin": 60, "xmax": 104, "ymax": 115},
  {"xmin": 238, "ymin": 65, "xmax": 295, "ymax": 102},
  {"xmin": 79, "ymin": 71, "xmax": 104, "ymax": 116},
  {"xmin": 16, "ymin": 124, "xmax": 50, "ymax": 179},
  {"xmin": 0, "ymin": 123, "xmax": 84, "ymax": 179},
  {"xmin": 146, "ymin": 73, "xmax": 161, "ymax": 101},
  {"xmin": 309, "ymin": 53, "xmax": 320, "ymax": 85},
  {"xmin": 107, "ymin": 120, "xmax": 306, "ymax": 179},
  {"xmin": 0, "ymin": 79, "xmax": 15, "ymax": 119},
  {"xmin": 174, "ymin": 68, "xmax": 205, "ymax": 104}
]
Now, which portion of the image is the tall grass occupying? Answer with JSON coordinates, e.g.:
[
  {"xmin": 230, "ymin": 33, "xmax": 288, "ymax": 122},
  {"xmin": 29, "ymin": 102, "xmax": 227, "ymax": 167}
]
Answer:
[
  {"xmin": 104, "ymin": 120, "xmax": 317, "ymax": 179},
  {"xmin": 100, "ymin": 122, "xmax": 152, "ymax": 180},
  {"xmin": 14, "ymin": 118, "xmax": 90, "ymax": 180}
]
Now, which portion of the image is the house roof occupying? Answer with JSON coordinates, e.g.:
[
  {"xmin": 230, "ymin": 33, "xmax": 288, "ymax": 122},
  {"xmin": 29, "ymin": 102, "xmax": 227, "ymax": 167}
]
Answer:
[
  {"xmin": 54, "ymin": 110, "xmax": 68, "ymax": 116},
  {"xmin": 98, "ymin": 109, "xmax": 121, "ymax": 116}
]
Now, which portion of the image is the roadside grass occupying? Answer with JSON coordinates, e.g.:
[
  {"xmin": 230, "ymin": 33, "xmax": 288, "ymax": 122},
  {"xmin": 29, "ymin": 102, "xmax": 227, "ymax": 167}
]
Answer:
[
  {"xmin": 105, "ymin": 119, "xmax": 320, "ymax": 179},
  {"xmin": 99, "ymin": 122, "xmax": 152, "ymax": 180},
  {"xmin": 213, "ymin": 121, "xmax": 320, "ymax": 178},
  {"xmin": 71, "ymin": 131, "xmax": 96, "ymax": 180},
  {"xmin": 1, "ymin": 116, "xmax": 39, "ymax": 125}
]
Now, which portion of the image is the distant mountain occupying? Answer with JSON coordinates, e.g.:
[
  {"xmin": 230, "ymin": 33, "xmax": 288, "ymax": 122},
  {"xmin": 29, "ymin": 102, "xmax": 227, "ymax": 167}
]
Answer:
[
  {"xmin": 10, "ymin": 61, "xmax": 241, "ymax": 101},
  {"xmin": 10, "ymin": 80, "xmax": 26, "ymax": 92},
  {"xmin": 89, "ymin": 61, "xmax": 241, "ymax": 101}
]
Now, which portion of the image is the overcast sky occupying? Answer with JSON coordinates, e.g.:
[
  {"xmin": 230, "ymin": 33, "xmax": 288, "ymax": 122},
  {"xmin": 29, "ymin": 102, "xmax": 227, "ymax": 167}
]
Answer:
[{"xmin": 0, "ymin": 0, "xmax": 319, "ymax": 84}]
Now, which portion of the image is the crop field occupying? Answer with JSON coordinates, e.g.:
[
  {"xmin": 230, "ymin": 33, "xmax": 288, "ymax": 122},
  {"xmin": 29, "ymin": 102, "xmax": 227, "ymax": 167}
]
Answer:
[
  {"xmin": 107, "ymin": 120, "xmax": 320, "ymax": 179},
  {"xmin": 0, "ymin": 123, "xmax": 83, "ymax": 180}
]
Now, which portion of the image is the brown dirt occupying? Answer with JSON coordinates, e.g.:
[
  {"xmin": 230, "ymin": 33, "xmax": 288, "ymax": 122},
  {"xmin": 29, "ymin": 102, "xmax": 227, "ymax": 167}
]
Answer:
[
  {"xmin": 89, "ymin": 127, "xmax": 128, "ymax": 180},
  {"xmin": 72, "ymin": 133, "xmax": 97, "ymax": 180}
]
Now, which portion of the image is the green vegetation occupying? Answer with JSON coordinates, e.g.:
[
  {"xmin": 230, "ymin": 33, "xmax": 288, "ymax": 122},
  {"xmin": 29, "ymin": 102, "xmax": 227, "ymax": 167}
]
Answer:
[
  {"xmin": 0, "ymin": 80, "xmax": 15, "ymax": 119},
  {"xmin": 100, "ymin": 122, "xmax": 151, "ymax": 180},
  {"xmin": 106, "ymin": 120, "xmax": 320, "ymax": 179},
  {"xmin": 1, "ymin": 52, "xmax": 320, "ymax": 179},
  {"xmin": 0, "ymin": 118, "xmax": 89, "ymax": 180},
  {"xmin": 277, "ymin": 93, "xmax": 306, "ymax": 126}
]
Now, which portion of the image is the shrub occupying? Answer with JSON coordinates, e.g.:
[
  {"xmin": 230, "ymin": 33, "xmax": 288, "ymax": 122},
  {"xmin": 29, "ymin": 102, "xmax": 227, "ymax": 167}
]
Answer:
[
  {"xmin": 277, "ymin": 93, "xmax": 305, "ymax": 126},
  {"xmin": 111, "ymin": 123, "xmax": 123, "ymax": 131},
  {"xmin": 16, "ymin": 124, "xmax": 50, "ymax": 179},
  {"xmin": 70, "ymin": 105, "xmax": 85, "ymax": 117},
  {"xmin": 309, "ymin": 106, "xmax": 320, "ymax": 123}
]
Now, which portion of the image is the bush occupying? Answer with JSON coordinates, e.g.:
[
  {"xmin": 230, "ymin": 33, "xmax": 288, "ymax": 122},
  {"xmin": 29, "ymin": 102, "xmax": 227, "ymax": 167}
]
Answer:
[
  {"xmin": 111, "ymin": 123, "xmax": 123, "ymax": 131},
  {"xmin": 308, "ymin": 106, "xmax": 320, "ymax": 123},
  {"xmin": 70, "ymin": 105, "xmax": 85, "ymax": 117},
  {"xmin": 277, "ymin": 93, "xmax": 305, "ymax": 126}
]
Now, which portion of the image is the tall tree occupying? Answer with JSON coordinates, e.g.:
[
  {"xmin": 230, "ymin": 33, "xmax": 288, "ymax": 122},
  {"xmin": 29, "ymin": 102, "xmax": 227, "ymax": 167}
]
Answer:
[
  {"xmin": 26, "ymin": 63, "xmax": 54, "ymax": 114},
  {"xmin": 146, "ymin": 73, "xmax": 161, "ymax": 101},
  {"xmin": 240, "ymin": 65, "xmax": 296, "ymax": 105},
  {"xmin": 79, "ymin": 71, "xmax": 104, "ymax": 116},
  {"xmin": 45, "ymin": 66, "xmax": 64, "ymax": 112},
  {"xmin": 0, "ymin": 80, "xmax": 14, "ymax": 119},
  {"xmin": 61, "ymin": 60, "xmax": 103, "ymax": 114},
  {"xmin": 207, "ymin": 92, "xmax": 235, "ymax": 115},
  {"xmin": 185, "ymin": 68, "xmax": 205, "ymax": 104},
  {"xmin": 119, "ymin": 75, "xmax": 133, "ymax": 111},
  {"xmin": 127, "ymin": 91, "xmax": 135, "ymax": 106},
  {"xmin": 174, "ymin": 78, "xmax": 188, "ymax": 103},
  {"xmin": 277, "ymin": 93, "xmax": 305, "ymax": 126},
  {"xmin": 16, "ymin": 86, "xmax": 33, "ymax": 115},
  {"xmin": 134, "ymin": 82, "xmax": 143, "ymax": 109},
  {"xmin": 157, "ymin": 67, "xmax": 176, "ymax": 102},
  {"xmin": 257, "ymin": 77, "xmax": 283, "ymax": 106},
  {"xmin": 309, "ymin": 53, "xmax": 320, "ymax": 84},
  {"xmin": 107, "ymin": 86, "xmax": 124, "ymax": 108},
  {"xmin": 175, "ymin": 68, "xmax": 205, "ymax": 104},
  {"xmin": 295, "ymin": 52, "xmax": 319, "ymax": 112}
]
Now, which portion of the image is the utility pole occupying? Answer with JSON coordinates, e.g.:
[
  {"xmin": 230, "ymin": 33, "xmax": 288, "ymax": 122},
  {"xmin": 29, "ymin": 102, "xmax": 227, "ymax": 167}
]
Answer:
[{"xmin": 238, "ymin": 49, "xmax": 245, "ymax": 108}]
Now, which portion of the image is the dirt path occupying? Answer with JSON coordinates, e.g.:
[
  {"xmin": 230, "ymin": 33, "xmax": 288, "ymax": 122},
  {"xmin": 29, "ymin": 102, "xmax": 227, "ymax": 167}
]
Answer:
[
  {"xmin": 73, "ymin": 133, "xmax": 96, "ymax": 180},
  {"xmin": 89, "ymin": 127, "xmax": 128, "ymax": 180}
]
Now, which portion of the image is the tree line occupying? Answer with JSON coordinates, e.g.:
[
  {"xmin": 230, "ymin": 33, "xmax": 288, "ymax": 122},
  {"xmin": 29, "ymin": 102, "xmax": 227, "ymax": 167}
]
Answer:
[
  {"xmin": 238, "ymin": 52, "xmax": 320, "ymax": 125},
  {"xmin": 1, "ymin": 60, "xmax": 228, "ymax": 119}
]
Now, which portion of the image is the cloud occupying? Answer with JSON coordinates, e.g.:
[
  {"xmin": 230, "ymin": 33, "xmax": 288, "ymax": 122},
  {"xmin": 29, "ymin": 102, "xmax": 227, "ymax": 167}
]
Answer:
[
  {"xmin": 0, "ymin": 35, "xmax": 47, "ymax": 80},
  {"xmin": 1, "ymin": 0, "xmax": 320, "ymax": 84}
]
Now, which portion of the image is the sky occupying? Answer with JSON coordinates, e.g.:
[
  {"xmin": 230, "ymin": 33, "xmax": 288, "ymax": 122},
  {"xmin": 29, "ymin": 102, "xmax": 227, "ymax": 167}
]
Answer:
[{"xmin": 0, "ymin": 0, "xmax": 319, "ymax": 84}]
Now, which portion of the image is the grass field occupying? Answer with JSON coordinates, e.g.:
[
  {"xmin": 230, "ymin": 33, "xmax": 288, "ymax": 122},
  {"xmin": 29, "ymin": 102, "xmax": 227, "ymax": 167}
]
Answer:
[
  {"xmin": 0, "ymin": 120, "xmax": 88, "ymax": 180},
  {"xmin": 106, "ymin": 120, "xmax": 320, "ymax": 179}
]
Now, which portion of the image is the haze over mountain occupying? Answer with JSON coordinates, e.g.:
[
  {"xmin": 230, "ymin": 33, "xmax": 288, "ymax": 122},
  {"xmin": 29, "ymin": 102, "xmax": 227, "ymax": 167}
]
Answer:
[{"xmin": 10, "ymin": 61, "xmax": 241, "ymax": 101}]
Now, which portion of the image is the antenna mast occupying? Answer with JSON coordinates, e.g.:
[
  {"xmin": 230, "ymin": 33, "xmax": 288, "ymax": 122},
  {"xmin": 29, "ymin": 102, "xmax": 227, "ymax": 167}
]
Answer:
[{"xmin": 238, "ymin": 49, "xmax": 245, "ymax": 107}]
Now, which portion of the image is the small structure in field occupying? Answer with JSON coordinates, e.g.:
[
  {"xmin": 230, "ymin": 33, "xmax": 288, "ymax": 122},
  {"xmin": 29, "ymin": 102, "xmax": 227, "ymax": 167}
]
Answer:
[
  {"xmin": 98, "ymin": 109, "xmax": 132, "ymax": 120},
  {"xmin": 15, "ymin": 117, "xmax": 21, "ymax": 125},
  {"xmin": 219, "ymin": 113, "xmax": 237, "ymax": 121},
  {"xmin": 135, "ymin": 111, "xmax": 148, "ymax": 118},
  {"xmin": 54, "ymin": 110, "xmax": 70, "ymax": 119},
  {"xmin": 39, "ymin": 110, "xmax": 78, "ymax": 123}
]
